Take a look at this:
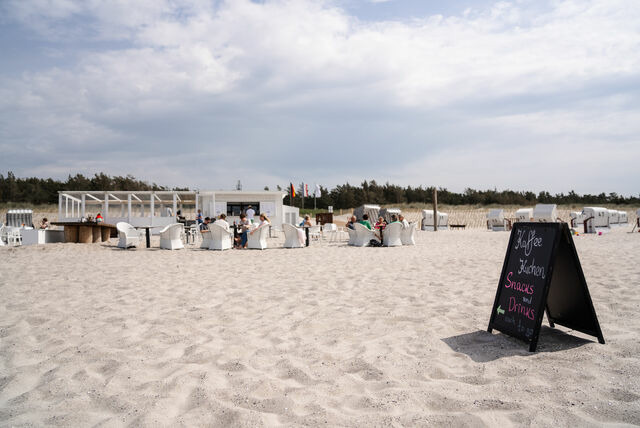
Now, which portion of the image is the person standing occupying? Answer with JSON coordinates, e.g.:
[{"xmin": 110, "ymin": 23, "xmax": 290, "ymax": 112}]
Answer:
[
  {"xmin": 246, "ymin": 205, "xmax": 256, "ymax": 223},
  {"xmin": 196, "ymin": 209, "xmax": 203, "ymax": 224}
]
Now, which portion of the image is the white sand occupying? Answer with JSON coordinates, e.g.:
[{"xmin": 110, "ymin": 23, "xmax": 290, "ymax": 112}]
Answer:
[{"xmin": 1, "ymin": 227, "xmax": 639, "ymax": 426}]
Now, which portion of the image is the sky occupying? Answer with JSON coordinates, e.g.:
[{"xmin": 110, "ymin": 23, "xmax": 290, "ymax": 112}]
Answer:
[{"xmin": 0, "ymin": 0, "xmax": 639, "ymax": 194}]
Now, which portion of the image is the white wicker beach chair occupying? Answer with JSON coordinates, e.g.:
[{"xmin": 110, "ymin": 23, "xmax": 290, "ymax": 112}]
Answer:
[
  {"xmin": 383, "ymin": 223, "xmax": 403, "ymax": 247},
  {"xmin": 283, "ymin": 223, "xmax": 304, "ymax": 248},
  {"xmin": 116, "ymin": 222, "xmax": 139, "ymax": 249},
  {"xmin": 309, "ymin": 225, "xmax": 321, "ymax": 240},
  {"xmin": 353, "ymin": 223, "xmax": 375, "ymax": 247},
  {"xmin": 400, "ymin": 222, "xmax": 416, "ymax": 246},
  {"xmin": 247, "ymin": 224, "xmax": 269, "ymax": 250},
  {"xmin": 199, "ymin": 227, "xmax": 212, "ymax": 249},
  {"xmin": 346, "ymin": 227, "xmax": 357, "ymax": 245},
  {"xmin": 159, "ymin": 223, "xmax": 184, "ymax": 250},
  {"xmin": 0, "ymin": 224, "xmax": 6, "ymax": 246},
  {"xmin": 208, "ymin": 223, "xmax": 233, "ymax": 250}
]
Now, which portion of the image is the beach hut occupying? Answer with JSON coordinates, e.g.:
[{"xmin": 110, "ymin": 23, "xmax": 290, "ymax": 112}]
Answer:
[
  {"xmin": 515, "ymin": 208, "xmax": 533, "ymax": 222},
  {"xmin": 353, "ymin": 204, "xmax": 380, "ymax": 223},
  {"xmin": 608, "ymin": 209, "xmax": 620, "ymax": 226},
  {"xmin": 570, "ymin": 211, "xmax": 586, "ymax": 228},
  {"xmin": 533, "ymin": 204, "xmax": 558, "ymax": 222},
  {"xmin": 421, "ymin": 210, "xmax": 448, "ymax": 231},
  {"xmin": 582, "ymin": 207, "xmax": 610, "ymax": 233},
  {"xmin": 487, "ymin": 209, "xmax": 508, "ymax": 231},
  {"xmin": 379, "ymin": 208, "xmax": 401, "ymax": 223}
]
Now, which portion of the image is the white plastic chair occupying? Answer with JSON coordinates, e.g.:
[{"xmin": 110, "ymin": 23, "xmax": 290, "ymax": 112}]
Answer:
[
  {"xmin": 116, "ymin": 222, "xmax": 140, "ymax": 249},
  {"xmin": 352, "ymin": 223, "xmax": 376, "ymax": 247},
  {"xmin": 159, "ymin": 223, "xmax": 184, "ymax": 250},
  {"xmin": 308, "ymin": 225, "xmax": 321, "ymax": 240},
  {"xmin": 383, "ymin": 223, "xmax": 403, "ymax": 247},
  {"xmin": 283, "ymin": 223, "xmax": 304, "ymax": 248},
  {"xmin": 401, "ymin": 222, "xmax": 417, "ymax": 246},
  {"xmin": 208, "ymin": 223, "xmax": 233, "ymax": 250},
  {"xmin": 247, "ymin": 224, "xmax": 269, "ymax": 250},
  {"xmin": 322, "ymin": 223, "xmax": 337, "ymax": 240}
]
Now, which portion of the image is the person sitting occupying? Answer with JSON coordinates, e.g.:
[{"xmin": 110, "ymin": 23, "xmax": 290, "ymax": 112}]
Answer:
[
  {"xmin": 199, "ymin": 217, "xmax": 211, "ymax": 231},
  {"xmin": 389, "ymin": 214, "xmax": 400, "ymax": 224},
  {"xmin": 95, "ymin": 213, "xmax": 104, "ymax": 223},
  {"xmin": 214, "ymin": 213, "xmax": 230, "ymax": 232},
  {"xmin": 299, "ymin": 215, "xmax": 312, "ymax": 227},
  {"xmin": 176, "ymin": 210, "xmax": 186, "ymax": 224},
  {"xmin": 250, "ymin": 213, "xmax": 270, "ymax": 236},
  {"xmin": 374, "ymin": 216, "xmax": 387, "ymax": 230},
  {"xmin": 39, "ymin": 217, "xmax": 50, "ymax": 229},
  {"xmin": 345, "ymin": 215, "xmax": 357, "ymax": 230},
  {"xmin": 399, "ymin": 214, "xmax": 409, "ymax": 228},
  {"xmin": 359, "ymin": 214, "xmax": 372, "ymax": 230},
  {"xmin": 196, "ymin": 209, "xmax": 203, "ymax": 224},
  {"xmin": 237, "ymin": 213, "xmax": 250, "ymax": 248}
]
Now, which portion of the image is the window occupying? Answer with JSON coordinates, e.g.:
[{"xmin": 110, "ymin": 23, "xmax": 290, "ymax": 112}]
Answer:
[{"xmin": 227, "ymin": 202, "xmax": 259, "ymax": 217}]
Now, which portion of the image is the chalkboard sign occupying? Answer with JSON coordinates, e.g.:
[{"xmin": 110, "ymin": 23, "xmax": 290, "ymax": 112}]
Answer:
[{"xmin": 488, "ymin": 222, "xmax": 605, "ymax": 351}]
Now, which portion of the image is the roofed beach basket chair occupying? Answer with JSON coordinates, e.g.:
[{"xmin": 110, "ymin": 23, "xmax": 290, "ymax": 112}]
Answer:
[{"xmin": 533, "ymin": 204, "xmax": 559, "ymax": 222}]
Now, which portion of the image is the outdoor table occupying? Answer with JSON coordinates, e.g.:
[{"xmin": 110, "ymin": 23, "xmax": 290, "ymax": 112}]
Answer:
[{"xmin": 134, "ymin": 226, "xmax": 152, "ymax": 248}]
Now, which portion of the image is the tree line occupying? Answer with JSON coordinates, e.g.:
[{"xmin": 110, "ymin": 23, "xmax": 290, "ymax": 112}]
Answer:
[
  {"xmin": 283, "ymin": 181, "xmax": 640, "ymax": 210},
  {"xmin": 1, "ymin": 172, "xmax": 638, "ymax": 208}
]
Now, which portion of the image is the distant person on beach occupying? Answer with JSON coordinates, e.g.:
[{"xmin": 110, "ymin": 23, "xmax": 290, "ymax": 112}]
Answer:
[
  {"xmin": 39, "ymin": 218, "xmax": 49, "ymax": 229},
  {"xmin": 199, "ymin": 217, "xmax": 211, "ymax": 231},
  {"xmin": 196, "ymin": 209, "xmax": 203, "ymax": 224},
  {"xmin": 246, "ymin": 205, "xmax": 256, "ymax": 222},
  {"xmin": 346, "ymin": 216, "xmax": 357, "ymax": 230},
  {"xmin": 359, "ymin": 214, "xmax": 372, "ymax": 230},
  {"xmin": 399, "ymin": 214, "xmax": 409, "ymax": 228},
  {"xmin": 95, "ymin": 213, "xmax": 104, "ymax": 223}
]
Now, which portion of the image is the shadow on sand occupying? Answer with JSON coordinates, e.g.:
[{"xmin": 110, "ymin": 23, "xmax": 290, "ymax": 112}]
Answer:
[{"xmin": 442, "ymin": 326, "xmax": 594, "ymax": 363}]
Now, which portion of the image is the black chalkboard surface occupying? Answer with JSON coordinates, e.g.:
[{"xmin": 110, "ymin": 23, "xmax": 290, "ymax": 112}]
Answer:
[{"xmin": 488, "ymin": 222, "xmax": 604, "ymax": 351}]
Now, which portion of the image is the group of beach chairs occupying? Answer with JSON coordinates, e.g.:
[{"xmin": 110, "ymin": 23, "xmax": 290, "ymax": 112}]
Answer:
[{"xmin": 346, "ymin": 222, "xmax": 417, "ymax": 247}]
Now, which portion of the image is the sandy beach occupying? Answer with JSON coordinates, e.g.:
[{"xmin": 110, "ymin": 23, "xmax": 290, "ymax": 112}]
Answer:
[{"xmin": 1, "ymin": 226, "xmax": 639, "ymax": 426}]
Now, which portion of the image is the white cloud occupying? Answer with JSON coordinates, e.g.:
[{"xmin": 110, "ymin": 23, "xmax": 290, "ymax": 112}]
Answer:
[{"xmin": 0, "ymin": 0, "xmax": 639, "ymax": 193}]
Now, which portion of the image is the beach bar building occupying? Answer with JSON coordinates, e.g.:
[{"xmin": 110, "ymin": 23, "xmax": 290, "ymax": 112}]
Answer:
[{"xmin": 58, "ymin": 190, "xmax": 299, "ymax": 230}]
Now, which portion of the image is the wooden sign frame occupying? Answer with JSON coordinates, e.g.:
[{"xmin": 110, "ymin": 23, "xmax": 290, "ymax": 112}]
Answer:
[{"xmin": 488, "ymin": 222, "xmax": 605, "ymax": 352}]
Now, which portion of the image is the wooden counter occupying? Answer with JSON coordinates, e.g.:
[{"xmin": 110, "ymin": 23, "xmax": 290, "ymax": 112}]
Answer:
[{"xmin": 51, "ymin": 222, "xmax": 117, "ymax": 244}]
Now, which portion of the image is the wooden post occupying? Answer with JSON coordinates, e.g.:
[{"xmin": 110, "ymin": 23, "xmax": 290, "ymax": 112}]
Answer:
[{"xmin": 433, "ymin": 188, "xmax": 438, "ymax": 232}]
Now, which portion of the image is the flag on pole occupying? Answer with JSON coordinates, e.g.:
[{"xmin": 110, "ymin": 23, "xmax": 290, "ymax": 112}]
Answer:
[
  {"xmin": 290, "ymin": 182, "xmax": 296, "ymax": 198},
  {"xmin": 304, "ymin": 183, "xmax": 309, "ymax": 197},
  {"xmin": 314, "ymin": 183, "xmax": 321, "ymax": 198}
]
